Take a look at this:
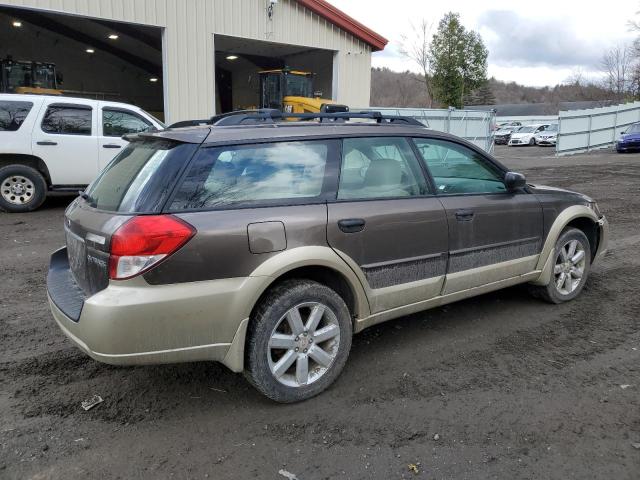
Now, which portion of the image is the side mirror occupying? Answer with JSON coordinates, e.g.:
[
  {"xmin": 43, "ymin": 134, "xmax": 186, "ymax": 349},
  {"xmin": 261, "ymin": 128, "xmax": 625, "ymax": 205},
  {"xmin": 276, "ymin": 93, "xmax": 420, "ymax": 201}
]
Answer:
[
  {"xmin": 620, "ymin": 131, "xmax": 626, "ymax": 135},
  {"xmin": 505, "ymin": 171, "xmax": 526, "ymax": 191}
]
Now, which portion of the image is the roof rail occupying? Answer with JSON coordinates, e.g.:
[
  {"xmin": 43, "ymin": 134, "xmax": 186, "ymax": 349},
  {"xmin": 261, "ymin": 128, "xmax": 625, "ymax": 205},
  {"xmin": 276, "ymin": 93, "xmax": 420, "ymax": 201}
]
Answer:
[{"xmin": 209, "ymin": 109, "xmax": 425, "ymax": 127}]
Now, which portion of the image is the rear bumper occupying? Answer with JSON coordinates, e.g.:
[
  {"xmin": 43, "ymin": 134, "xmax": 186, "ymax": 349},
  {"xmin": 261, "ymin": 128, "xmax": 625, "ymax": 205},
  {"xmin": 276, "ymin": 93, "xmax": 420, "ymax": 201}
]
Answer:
[{"xmin": 47, "ymin": 248, "xmax": 260, "ymax": 370}]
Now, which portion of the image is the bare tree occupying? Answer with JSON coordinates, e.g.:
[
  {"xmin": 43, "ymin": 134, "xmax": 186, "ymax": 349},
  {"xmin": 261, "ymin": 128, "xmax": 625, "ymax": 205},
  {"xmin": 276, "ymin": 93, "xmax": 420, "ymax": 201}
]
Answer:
[
  {"xmin": 399, "ymin": 19, "xmax": 435, "ymax": 107},
  {"xmin": 601, "ymin": 44, "xmax": 634, "ymax": 101}
]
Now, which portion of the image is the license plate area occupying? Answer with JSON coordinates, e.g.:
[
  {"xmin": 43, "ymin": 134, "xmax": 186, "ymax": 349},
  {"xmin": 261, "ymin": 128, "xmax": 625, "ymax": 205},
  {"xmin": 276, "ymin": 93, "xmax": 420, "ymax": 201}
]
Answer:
[{"xmin": 65, "ymin": 226, "xmax": 87, "ymax": 290}]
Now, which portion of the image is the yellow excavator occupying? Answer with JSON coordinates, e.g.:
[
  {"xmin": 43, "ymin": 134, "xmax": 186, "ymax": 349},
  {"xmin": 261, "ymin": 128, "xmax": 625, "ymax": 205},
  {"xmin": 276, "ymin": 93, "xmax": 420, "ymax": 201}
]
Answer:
[
  {"xmin": 0, "ymin": 57, "xmax": 63, "ymax": 95},
  {"xmin": 259, "ymin": 68, "xmax": 344, "ymax": 113}
]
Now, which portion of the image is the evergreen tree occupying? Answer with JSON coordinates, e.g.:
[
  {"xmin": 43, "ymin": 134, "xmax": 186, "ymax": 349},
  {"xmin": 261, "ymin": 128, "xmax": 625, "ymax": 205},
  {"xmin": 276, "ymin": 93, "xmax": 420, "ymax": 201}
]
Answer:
[{"xmin": 429, "ymin": 13, "xmax": 488, "ymax": 108}]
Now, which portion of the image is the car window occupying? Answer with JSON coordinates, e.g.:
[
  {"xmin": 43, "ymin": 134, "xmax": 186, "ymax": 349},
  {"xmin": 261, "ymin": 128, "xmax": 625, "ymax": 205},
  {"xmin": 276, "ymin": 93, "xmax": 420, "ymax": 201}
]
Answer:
[
  {"xmin": 0, "ymin": 100, "xmax": 33, "ymax": 132},
  {"xmin": 170, "ymin": 140, "xmax": 334, "ymax": 210},
  {"xmin": 337, "ymin": 137, "xmax": 430, "ymax": 200},
  {"xmin": 413, "ymin": 138, "xmax": 506, "ymax": 194},
  {"xmin": 85, "ymin": 139, "xmax": 197, "ymax": 212},
  {"xmin": 41, "ymin": 105, "xmax": 92, "ymax": 135},
  {"xmin": 102, "ymin": 109, "xmax": 152, "ymax": 137}
]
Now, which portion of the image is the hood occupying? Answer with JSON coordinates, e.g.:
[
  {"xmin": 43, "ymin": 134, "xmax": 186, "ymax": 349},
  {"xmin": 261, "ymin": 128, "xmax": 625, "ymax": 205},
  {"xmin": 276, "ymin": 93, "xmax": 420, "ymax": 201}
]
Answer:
[
  {"xmin": 528, "ymin": 183, "xmax": 593, "ymax": 202},
  {"xmin": 536, "ymin": 131, "xmax": 557, "ymax": 137},
  {"xmin": 495, "ymin": 129, "xmax": 513, "ymax": 135}
]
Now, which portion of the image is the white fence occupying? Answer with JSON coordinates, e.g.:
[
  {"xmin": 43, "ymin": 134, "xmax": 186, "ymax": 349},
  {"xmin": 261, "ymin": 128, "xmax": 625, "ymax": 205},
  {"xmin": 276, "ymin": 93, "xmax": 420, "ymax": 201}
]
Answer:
[
  {"xmin": 557, "ymin": 101, "xmax": 640, "ymax": 155},
  {"xmin": 362, "ymin": 107, "xmax": 496, "ymax": 153}
]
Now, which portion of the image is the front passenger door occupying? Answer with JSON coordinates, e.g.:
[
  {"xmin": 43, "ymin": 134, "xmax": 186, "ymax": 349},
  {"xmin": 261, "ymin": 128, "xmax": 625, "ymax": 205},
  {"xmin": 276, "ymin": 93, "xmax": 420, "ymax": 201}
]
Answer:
[{"xmin": 413, "ymin": 138, "xmax": 543, "ymax": 295}]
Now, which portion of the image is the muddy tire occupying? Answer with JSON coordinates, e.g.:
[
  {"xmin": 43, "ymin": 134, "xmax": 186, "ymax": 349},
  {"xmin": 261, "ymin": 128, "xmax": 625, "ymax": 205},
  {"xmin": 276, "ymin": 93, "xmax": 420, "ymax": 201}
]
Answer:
[
  {"xmin": 530, "ymin": 228, "xmax": 591, "ymax": 304},
  {"xmin": 245, "ymin": 279, "xmax": 352, "ymax": 403},
  {"xmin": 0, "ymin": 165, "xmax": 47, "ymax": 213}
]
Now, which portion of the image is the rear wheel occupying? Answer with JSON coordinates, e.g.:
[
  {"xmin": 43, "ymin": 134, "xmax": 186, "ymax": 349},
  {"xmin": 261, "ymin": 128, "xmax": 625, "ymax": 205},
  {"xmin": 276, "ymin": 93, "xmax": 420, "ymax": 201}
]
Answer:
[
  {"xmin": 530, "ymin": 228, "xmax": 591, "ymax": 304},
  {"xmin": 245, "ymin": 279, "xmax": 352, "ymax": 402},
  {"xmin": 0, "ymin": 165, "xmax": 47, "ymax": 213}
]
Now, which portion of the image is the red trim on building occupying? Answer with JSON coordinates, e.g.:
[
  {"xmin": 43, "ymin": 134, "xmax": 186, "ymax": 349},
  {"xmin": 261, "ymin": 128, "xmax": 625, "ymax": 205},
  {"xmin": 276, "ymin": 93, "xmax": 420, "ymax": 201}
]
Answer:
[{"xmin": 294, "ymin": 0, "xmax": 388, "ymax": 51}]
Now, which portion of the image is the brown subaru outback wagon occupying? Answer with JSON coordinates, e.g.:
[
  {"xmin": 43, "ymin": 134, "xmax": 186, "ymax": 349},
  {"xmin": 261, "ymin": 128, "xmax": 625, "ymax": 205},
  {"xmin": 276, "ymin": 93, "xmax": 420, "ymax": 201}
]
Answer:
[{"xmin": 47, "ymin": 111, "xmax": 609, "ymax": 402}]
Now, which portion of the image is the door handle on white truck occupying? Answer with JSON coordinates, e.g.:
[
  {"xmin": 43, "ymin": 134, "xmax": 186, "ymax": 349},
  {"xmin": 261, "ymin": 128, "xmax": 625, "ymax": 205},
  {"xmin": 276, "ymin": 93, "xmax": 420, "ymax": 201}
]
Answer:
[
  {"xmin": 102, "ymin": 144, "xmax": 122, "ymax": 149},
  {"xmin": 36, "ymin": 141, "xmax": 57, "ymax": 146}
]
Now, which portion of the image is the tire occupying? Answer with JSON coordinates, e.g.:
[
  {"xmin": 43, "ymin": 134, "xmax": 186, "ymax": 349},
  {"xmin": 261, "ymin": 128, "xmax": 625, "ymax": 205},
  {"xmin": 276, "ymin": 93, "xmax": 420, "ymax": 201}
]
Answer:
[
  {"xmin": 529, "ymin": 137, "xmax": 535, "ymax": 146},
  {"xmin": 0, "ymin": 164, "xmax": 47, "ymax": 213},
  {"xmin": 530, "ymin": 228, "xmax": 591, "ymax": 304},
  {"xmin": 245, "ymin": 279, "xmax": 352, "ymax": 403}
]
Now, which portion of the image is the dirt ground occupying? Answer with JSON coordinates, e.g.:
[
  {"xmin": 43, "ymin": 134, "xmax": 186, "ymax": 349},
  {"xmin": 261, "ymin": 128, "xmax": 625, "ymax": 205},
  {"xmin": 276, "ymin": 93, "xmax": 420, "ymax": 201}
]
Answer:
[{"xmin": 1, "ymin": 144, "xmax": 639, "ymax": 479}]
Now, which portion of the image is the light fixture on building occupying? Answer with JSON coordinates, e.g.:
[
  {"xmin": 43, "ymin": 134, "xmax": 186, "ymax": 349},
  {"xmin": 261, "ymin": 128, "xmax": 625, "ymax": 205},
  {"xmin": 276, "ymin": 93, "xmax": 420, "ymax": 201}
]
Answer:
[
  {"xmin": 108, "ymin": 34, "xmax": 119, "ymax": 40},
  {"xmin": 12, "ymin": 20, "xmax": 22, "ymax": 27},
  {"xmin": 226, "ymin": 55, "xmax": 238, "ymax": 60},
  {"xmin": 149, "ymin": 77, "xmax": 158, "ymax": 82},
  {"xmin": 86, "ymin": 48, "xmax": 95, "ymax": 53}
]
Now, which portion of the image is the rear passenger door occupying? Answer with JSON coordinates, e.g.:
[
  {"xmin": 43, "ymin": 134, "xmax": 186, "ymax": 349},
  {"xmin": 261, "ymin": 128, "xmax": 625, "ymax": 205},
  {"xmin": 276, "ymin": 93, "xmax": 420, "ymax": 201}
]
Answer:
[
  {"xmin": 326, "ymin": 137, "xmax": 448, "ymax": 313},
  {"xmin": 32, "ymin": 101, "xmax": 98, "ymax": 185},
  {"xmin": 413, "ymin": 137, "xmax": 543, "ymax": 295}
]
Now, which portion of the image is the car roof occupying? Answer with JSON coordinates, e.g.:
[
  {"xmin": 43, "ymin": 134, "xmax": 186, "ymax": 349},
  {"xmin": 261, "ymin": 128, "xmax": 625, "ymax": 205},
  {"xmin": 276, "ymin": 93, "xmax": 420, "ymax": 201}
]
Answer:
[{"xmin": 138, "ymin": 122, "xmax": 465, "ymax": 145}]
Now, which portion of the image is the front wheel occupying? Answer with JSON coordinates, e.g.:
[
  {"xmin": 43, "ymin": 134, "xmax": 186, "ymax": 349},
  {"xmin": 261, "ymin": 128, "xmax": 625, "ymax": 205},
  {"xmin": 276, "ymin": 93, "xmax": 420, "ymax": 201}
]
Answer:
[
  {"xmin": 245, "ymin": 279, "xmax": 352, "ymax": 402},
  {"xmin": 530, "ymin": 228, "xmax": 591, "ymax": 304},
  {"xmin": 529, "ymin": 137, "xmax": 536, "ymax": 146},
  {"xmin": 0, "ymin": 164, "xmax": 47, "ymax": 213}
]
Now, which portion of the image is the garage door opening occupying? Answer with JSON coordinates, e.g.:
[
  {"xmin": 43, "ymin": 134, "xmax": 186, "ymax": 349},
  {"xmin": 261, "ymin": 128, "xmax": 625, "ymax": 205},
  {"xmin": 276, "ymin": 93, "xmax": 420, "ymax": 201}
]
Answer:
[
  {"xmin": 214, "ymin": 35, "xmax": 335, "ymax": 113},
  {"xmin": 0, "ymin": 6, "xmax": 164, "ymax": 120}
]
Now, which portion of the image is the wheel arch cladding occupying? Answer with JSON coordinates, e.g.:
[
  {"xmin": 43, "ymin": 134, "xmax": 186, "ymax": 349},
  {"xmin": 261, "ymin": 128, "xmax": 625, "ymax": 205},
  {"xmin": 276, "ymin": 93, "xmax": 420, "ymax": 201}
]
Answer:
[
  {"xmin": 532, "ymin": 205, "xmax": 600, "ymax": 286},
  {"xmin": 0, "ymin": 154, "xmax": 51, "ymax": 186},
  {"xmin": 565, "ymin": 217, "xmax": 599, "ymax": 261}
]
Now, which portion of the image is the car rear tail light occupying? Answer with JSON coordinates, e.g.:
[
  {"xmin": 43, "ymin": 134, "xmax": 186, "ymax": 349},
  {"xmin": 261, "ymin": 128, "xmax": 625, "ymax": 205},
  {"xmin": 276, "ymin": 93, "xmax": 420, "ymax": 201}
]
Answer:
[{"xmin": 109, "ymin": 215, "xmax": 195, "ymax": 280}]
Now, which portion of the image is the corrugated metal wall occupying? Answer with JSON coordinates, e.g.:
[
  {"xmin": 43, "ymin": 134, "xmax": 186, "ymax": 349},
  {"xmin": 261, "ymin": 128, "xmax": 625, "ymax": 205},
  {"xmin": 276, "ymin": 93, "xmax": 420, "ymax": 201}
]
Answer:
[
  {"xmin": 557, "ymin": 101, "xmax": 640, "ymax": 155},
  {"xmin": 0, "ymin": 0, "xmax": 372, "ymax": 122}
]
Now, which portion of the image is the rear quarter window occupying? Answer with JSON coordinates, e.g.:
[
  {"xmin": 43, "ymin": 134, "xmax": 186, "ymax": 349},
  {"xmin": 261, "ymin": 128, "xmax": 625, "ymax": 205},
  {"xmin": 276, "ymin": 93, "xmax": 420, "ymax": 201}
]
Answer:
[
  {"xmin": 84, "ymin": 139, "xmax": 197, "ymax": 212},
  {"xmin": 169, "ymin": 140, "xmax": 337, "ymax": 210},
  {"xmin": 0, "ymin": 100, "xmax": 33, "ymax": 131}
]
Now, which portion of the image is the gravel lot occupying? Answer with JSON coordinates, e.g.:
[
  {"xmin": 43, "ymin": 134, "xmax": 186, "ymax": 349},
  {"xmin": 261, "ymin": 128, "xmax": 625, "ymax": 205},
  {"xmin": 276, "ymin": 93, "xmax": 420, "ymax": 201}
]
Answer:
[{"xmin": 1, "ymin": 145, "xmax": 639, "ymax": 479}]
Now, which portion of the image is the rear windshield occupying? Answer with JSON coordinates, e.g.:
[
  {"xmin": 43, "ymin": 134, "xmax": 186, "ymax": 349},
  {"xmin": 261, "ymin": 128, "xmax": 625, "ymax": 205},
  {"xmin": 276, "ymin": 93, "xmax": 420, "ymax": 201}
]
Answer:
[
  {"xmin": 84, "ymin": 139, "xmax": 197, "ymax": 212},
  {"xmin": 0, "ymin": 100, "xmax": 33, "ymax": 131}
]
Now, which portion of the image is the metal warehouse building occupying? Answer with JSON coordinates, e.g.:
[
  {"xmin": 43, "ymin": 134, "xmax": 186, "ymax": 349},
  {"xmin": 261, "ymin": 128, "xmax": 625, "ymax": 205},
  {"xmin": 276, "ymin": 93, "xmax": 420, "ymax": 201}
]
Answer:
[{"xmin": 0, "ymin": 0, "xmax": 386, "ymax": 123}]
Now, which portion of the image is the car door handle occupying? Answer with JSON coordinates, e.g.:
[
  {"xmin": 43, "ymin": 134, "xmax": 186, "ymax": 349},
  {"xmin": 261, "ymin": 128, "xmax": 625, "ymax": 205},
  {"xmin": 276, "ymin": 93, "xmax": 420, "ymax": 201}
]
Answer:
[
  {"xmin": 338, "ymin": 218, "xmax": 366, "ymax": 233},
  {"xmin": 455, "ymin": 209, "xmax": 475, "ymax": 221},
  {"xmin": 36, "ymin": 141, "xmax": 57, "ymax": 146},
  {"xmin": 102, "ymin": 144, "xmax": 122, "ymax": 149}
]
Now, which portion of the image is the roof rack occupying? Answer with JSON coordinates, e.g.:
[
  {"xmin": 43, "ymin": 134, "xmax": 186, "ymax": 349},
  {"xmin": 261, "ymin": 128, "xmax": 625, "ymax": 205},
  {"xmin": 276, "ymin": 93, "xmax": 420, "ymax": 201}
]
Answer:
[{"xmin": 209, "ymin": 109, "xmax": 425, "ymax": 127}]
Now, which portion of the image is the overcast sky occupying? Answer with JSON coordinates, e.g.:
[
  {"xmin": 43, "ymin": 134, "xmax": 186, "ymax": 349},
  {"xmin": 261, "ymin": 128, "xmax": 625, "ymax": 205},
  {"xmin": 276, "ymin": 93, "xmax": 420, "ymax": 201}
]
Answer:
[{"xmin": 327, "ymin": 0, "xmax": 639, "ymax": 87}]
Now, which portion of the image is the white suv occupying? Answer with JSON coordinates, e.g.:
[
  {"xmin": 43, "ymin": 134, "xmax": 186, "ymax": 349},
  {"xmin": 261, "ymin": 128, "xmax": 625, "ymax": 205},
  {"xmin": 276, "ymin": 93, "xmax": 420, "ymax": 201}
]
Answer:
[{"xmin": 0, "ymin": 94, "xmax": 163, "ymax": 212}]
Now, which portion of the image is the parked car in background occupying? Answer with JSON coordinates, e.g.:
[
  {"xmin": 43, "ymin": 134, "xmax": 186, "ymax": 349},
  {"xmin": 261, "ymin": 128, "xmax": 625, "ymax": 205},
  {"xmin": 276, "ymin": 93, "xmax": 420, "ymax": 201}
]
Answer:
[
  {"xmin": 46, "ymin": 110, "xmax": 609, "ymax": 402},
  {"xmin": 508, "ymin": 124, "xmax": 550, "ymax": 146},
  {"xmin": 498, "ymin": 121, "xmax": 522, "ymax": 129},
  {"xmin": 616, "ymin": 122, "xmax": 640, "ymax": 153},
  {"xmin": 493, "ymin": 125, "xmax": 521, "ymax": 145},
  {"xmin": 0, "ymin": 94, "xmax": 163, "ymax": 212},
  {"xmin": 535, "ymin": 123, "xmax": 558, "ymax": 146}
]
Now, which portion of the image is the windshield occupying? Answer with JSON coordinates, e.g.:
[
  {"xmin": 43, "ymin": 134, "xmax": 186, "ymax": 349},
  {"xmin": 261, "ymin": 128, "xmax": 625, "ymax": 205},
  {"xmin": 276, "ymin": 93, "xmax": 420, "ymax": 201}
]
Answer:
[
  {"xmin": 544, "ymin": 124, "xmax": 558, "ymax": 132},
  {"xmin": 518, "ymin": 126, "xmax": 536, "ymax": 133},
  {"xmin": 284, "ymin": 73, "xmax": 313, "ymax": 97},
  {"xmin": 626, "ymin": 123, "xmax": 640, "ymax": 134},
  {"xmin": 85, "ymin": 139, "xmax": 196, "ymax": 212}
]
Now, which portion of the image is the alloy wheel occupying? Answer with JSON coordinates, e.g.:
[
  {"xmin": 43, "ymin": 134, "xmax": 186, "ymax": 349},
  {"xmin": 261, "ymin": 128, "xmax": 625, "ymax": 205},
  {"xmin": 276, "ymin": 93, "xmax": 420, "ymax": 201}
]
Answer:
[
  {"xmin": 554, "ymin": 239, "xmax": 586, "ymax": 295},
  {"xmin": 267, "ymin": 302, "xmax": 341, "ymax": 388},
  {"xmin": 1, "ymin": 175, "xmax": 35, "ymax": 205}
]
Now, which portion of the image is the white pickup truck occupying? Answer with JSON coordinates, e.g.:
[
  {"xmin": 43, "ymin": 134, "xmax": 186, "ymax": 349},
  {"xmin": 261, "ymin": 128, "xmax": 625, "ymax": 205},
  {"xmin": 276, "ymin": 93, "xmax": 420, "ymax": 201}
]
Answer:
[{"xmin": 0, "ymin": 94, "xmax": 164, "ymax": 212}]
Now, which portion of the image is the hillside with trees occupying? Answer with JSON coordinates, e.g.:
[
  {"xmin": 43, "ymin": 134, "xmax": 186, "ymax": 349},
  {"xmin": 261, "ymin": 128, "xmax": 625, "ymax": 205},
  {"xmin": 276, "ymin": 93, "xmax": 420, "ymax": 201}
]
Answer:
[{"xmin": 370, "ymin": 68, "xmax": 613, "ymax": 108}]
